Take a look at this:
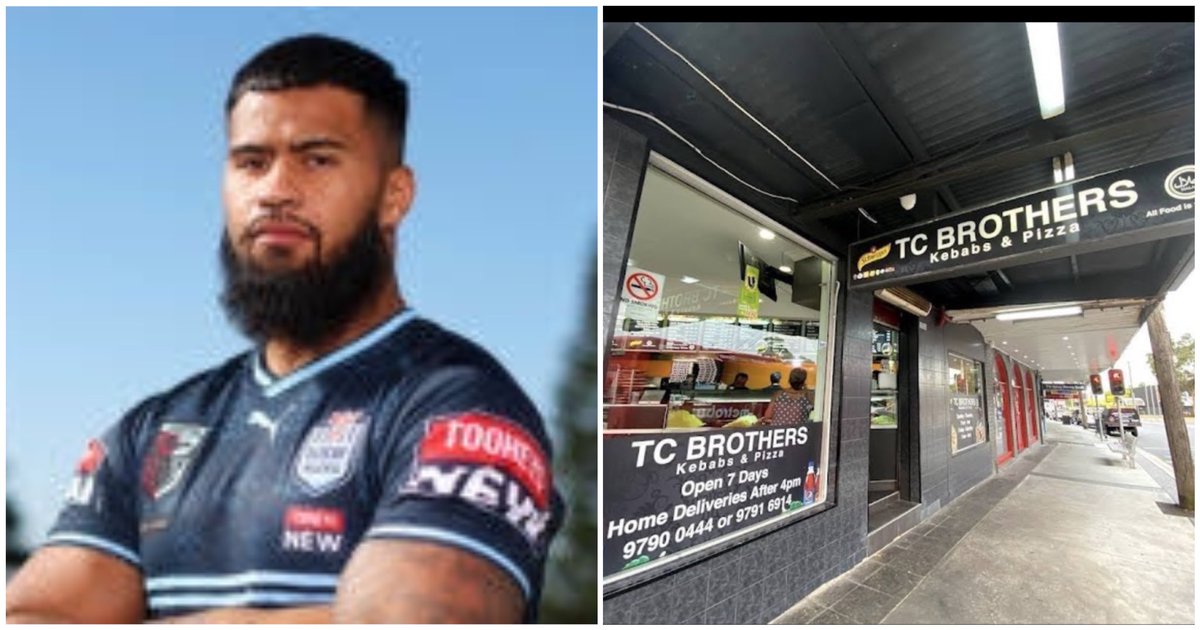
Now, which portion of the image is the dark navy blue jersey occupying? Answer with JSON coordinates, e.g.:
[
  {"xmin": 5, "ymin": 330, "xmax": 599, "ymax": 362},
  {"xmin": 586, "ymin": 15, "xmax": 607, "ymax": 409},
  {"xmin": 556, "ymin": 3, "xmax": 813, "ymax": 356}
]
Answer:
[{"xmin": 47, "ymin": 310, "xmax": 562, "ymax": 620}]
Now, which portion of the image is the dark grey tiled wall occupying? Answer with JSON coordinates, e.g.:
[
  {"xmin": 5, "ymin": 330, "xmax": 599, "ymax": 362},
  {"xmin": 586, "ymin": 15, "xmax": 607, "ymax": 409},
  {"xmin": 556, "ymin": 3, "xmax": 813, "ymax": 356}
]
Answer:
[
  {"xmin": 602, "ymin": 114, "xmax": 649, "ymax": 349},
  {"xmin": 916, "ymin": 314, "xmax": 950, "ymax": 507},
  {"xmin": 915, "ymin": 320, "xmax": 997, "ymax": 510},
  {"xmin": 600, "ymin": 267, "xmax": 874, "ymax": 623}
]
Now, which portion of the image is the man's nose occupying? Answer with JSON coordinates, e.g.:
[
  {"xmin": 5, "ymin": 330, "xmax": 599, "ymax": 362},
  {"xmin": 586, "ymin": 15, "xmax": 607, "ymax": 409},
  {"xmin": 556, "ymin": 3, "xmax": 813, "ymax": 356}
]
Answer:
[{"xmin": 255, "ymin": 159, "xmax": 302, "ymax": 212}]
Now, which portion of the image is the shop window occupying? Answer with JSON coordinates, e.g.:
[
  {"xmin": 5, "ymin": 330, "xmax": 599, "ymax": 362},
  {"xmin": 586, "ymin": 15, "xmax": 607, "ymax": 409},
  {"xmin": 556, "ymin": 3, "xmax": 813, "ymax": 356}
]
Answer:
[
  {"xmin": 949, "ymin": 353, "xmax": 987, "ymax": 453},
  {"xmin": 602, "ymin": 160, "xmax": 837, "ymax": 585}
]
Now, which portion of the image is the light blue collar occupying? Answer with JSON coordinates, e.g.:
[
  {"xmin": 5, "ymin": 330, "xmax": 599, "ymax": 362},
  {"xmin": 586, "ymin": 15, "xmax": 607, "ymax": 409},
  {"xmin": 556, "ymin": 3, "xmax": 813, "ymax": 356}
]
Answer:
[{"xmin": 252, "ymin": 309, "xmax": 417, "ymax": 398}]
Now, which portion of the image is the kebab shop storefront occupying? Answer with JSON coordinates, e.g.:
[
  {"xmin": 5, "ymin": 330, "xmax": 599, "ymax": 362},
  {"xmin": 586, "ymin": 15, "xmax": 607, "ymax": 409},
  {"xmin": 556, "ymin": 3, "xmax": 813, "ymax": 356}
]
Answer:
[
  {"xmin": 602, "ymin": 156, "xmax": 854, "ymax": 624},
  {"xmin": 601, "ymin": 148, "xmax": 1194, "ymax": 624}
]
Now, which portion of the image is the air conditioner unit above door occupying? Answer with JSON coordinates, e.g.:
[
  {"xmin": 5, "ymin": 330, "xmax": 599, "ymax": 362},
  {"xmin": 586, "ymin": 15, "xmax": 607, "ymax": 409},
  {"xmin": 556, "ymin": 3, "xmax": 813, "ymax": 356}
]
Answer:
[{"xmin": 874, "ymin": 287, "xmax": 933, "ymax": 318}]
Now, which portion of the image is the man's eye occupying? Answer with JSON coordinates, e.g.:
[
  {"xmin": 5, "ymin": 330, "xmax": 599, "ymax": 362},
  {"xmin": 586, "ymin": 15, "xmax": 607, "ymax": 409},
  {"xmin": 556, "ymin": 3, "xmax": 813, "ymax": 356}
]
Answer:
[
  {"xmin": 306, "ymin": 154, "xmax": 337, "ymax": 168},
  {"xmin": 235, "ymin": 156, "xmax": 267, "ymax": 171}
]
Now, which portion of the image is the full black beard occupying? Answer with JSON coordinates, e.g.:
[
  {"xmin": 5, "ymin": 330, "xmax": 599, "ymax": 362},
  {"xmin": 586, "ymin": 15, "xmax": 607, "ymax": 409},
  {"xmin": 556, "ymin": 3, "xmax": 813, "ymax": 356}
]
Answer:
[{"xmin": 219, "ymin": 216, "xmax": 393, "ymax": 346}]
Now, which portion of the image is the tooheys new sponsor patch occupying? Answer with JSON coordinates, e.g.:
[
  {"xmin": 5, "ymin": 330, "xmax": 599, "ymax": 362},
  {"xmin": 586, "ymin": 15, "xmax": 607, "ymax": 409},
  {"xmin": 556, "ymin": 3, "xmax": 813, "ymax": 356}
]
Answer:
[
  {"xmin": 294, "ymin": 409, "xmax": 368, "ymax": 495},
  {"xmin": 404, "ymin": 412, "xmax": 553, "ymax": 545},
  {"xmin": 281, "ymin": 505, "xmax": 346, "ymax": 554},
  {"xmin": 141, "ymin": 423, "xmax": 209, "ymax": 500}
]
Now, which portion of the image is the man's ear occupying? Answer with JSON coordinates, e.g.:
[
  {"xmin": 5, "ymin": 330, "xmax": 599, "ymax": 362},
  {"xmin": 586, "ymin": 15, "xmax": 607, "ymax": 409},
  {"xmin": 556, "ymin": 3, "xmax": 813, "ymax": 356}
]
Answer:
[{"xmin": 380, "ymin": 165, "xmax": 415, "ymax": 233}]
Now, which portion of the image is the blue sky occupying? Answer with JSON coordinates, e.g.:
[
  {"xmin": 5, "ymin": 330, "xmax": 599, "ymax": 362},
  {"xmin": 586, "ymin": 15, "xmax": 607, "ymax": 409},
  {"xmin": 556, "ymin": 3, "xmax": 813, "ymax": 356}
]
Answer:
[{"xmin": 6, "ymin": 7, "xmax": 597, "ymax": 545}]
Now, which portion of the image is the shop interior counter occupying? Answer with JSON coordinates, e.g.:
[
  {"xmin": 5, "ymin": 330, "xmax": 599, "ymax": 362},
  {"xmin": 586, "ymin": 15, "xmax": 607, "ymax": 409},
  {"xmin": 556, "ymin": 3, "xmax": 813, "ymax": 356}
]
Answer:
[{"xmin": 675, "ymin": 391, "xmax": 778, "ymax": 428}]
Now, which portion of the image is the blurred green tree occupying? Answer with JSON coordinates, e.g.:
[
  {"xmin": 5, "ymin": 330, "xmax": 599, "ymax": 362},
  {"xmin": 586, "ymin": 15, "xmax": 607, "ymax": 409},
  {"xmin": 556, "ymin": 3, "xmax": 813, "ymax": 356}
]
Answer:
[
  {"xmin": 539, "ymin": 252, "xmax": 597, "ymax": 623},
  {"xmin": 7, "ymin": 493, "xmax": 31, "ymax": 568},
  {"xmin": 1146, "ymin": 332, "xmax": 1195, "ymax": 398}
]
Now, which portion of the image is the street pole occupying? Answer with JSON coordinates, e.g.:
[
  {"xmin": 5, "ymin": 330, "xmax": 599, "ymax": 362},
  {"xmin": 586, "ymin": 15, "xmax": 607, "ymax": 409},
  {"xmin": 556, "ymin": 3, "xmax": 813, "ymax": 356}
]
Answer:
[
  {"xmin": 1146, "ymin": 302, "xmax": 1194, "ymax": 511},
  {"xmin": 1127, "ymin": 360, "xmax": 1134, "ymax": 409}
]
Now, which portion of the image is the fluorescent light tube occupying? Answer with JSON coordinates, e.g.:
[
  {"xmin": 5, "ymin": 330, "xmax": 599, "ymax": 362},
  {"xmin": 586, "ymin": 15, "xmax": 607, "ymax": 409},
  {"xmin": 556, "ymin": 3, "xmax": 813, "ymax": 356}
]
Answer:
[
  {"xmin": 1026, "ymin": 23, "xmax": 1065, "ymax": 119},
  {"xmin": 996, "ymin": 305, "xmax": 1082, "ymax": 321},
  {"xmin": 681, "ymin": 276, "xmax": 699, "ymax": 284}
]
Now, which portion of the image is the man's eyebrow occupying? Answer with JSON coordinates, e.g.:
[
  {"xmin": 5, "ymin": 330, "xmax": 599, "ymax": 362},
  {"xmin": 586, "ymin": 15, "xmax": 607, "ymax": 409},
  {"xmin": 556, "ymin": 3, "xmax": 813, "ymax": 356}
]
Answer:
[
  {"xmin": 229, "ymin": 143, "xmax": 270, "ymax": 156},
  {"xmin": 290, "ymin": 137, "xmax": 348, "ymax": 152},
  {"xmin": 227, "ymin": 138, "xmax": 349, "ymax": 156}
]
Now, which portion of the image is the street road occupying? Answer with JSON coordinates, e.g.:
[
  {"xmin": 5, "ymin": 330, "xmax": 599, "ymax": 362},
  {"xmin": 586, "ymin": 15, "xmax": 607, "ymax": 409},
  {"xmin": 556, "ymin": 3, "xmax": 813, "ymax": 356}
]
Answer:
[
  {"xmin": 1132, "ymin": 418, "xmax": 1196, "ymax": 505},
  {"xmin": 1136, "ymin": 418, "xmax": 1196, "ymax": 464}
]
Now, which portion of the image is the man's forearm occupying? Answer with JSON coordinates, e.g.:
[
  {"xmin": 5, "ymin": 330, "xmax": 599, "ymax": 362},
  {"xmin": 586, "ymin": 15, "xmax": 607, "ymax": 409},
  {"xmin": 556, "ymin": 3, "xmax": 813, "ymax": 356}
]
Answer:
[
  {"xmin": 7, "ymin": 611, "xmax": 83, "ymax": 624},
  {"xmin": 151, "ymin": 605, "xmax": 333, "ymax": 624}
]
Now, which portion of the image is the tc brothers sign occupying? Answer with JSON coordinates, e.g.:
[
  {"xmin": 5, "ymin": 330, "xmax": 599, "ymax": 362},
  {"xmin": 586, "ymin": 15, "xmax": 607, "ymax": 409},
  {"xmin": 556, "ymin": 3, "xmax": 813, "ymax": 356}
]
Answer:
[
  {"xmin": 603, "ymin": 423, "xmax": 825, "ymax": 581},
  {"xmin": 849, "ymin": 156, "xmax": 1195, "ymax": 288}
]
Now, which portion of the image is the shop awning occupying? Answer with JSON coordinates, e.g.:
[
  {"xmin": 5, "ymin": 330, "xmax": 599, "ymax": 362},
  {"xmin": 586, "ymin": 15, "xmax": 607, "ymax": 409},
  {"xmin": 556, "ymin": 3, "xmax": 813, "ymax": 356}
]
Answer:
[{"xmin": 604, "ymin": 19, "xmax": 1194, "ymax": 372}]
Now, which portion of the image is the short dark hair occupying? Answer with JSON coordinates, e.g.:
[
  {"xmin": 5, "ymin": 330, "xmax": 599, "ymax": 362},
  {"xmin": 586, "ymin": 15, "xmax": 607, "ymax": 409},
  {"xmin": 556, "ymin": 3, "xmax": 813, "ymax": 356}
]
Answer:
[
  {"xmin": 226, "ymin": 34, "xmax": 409, "ymax": 163},
  {"xmin": 789, "ymin": 367, "xmax": 808, "ymax": 390}
]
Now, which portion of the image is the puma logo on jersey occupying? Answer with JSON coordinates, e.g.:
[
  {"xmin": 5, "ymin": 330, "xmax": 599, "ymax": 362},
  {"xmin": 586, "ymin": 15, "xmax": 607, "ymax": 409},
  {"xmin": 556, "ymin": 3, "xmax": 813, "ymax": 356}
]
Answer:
[{"xmin": 248, "ymin": 411, "xmax": 277, "ymax": 441}]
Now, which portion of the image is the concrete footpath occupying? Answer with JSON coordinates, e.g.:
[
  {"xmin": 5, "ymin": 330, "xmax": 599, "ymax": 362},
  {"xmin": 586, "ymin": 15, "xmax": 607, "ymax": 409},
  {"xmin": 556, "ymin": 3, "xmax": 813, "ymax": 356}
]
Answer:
[{"xmin": 773, "ymin": 421, "xmax": 1195, "ymax": 624}]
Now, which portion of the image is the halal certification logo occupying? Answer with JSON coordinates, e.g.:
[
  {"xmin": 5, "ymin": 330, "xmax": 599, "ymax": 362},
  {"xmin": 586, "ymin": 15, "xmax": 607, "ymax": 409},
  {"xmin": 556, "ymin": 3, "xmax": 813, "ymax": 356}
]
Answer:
[{"xmin": 1164, "ymin": 165, "xmax": 1194, "ymax": 200}]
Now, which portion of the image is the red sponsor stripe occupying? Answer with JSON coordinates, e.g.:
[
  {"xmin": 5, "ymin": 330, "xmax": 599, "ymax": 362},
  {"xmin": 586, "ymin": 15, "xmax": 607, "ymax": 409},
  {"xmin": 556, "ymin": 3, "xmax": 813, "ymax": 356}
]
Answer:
[
  {"xmin": 284, "ymin": 506, "xmax": 345, "ymax": 533},
  {"xmin": 77, "ymin": 439, "xmax": 106, "ymax": 475},
  {"xmin": 418, "ymin": 413, "xmax": 550, "ymax": 508}
]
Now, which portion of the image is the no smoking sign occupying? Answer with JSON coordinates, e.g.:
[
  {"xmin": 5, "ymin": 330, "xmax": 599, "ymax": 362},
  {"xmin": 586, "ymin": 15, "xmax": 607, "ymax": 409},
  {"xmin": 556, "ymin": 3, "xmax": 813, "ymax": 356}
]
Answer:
[
  {"xmin": 620, "ymin": 267, "xmax": 666, "ymax": 323},
  {"xmin": 625, "ymin": 272, "xmax": 659, "ymax": 301}
]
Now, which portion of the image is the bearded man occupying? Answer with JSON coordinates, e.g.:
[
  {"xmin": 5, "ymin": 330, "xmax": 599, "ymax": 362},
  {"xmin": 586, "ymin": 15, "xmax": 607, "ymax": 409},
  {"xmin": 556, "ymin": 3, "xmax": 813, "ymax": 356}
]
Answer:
[{"xmin": 6, "ymin": 34, "xmax": 561, "ymax": 624}]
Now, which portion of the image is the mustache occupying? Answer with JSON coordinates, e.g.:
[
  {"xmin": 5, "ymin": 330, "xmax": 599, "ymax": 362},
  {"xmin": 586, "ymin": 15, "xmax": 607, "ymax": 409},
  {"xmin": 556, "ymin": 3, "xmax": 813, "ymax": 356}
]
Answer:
[{"xmin": 240, "ymin": 211, "xmax": 321, "ymax": 244}]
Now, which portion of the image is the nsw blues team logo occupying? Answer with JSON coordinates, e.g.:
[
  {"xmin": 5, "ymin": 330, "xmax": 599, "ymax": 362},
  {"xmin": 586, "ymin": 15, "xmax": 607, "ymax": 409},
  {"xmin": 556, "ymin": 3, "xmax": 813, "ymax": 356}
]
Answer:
[
  {"xmin": 141, "ymin": 423, "xmax": 209, "ymax": 500},
  {"xmin": 294, "ymin": 409, "xmax": 368, "ymax": 494}
]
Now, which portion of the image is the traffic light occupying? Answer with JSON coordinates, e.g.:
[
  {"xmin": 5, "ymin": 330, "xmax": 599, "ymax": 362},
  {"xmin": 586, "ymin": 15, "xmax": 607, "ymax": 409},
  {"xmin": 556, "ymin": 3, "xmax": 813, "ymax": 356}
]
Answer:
[
  {"xmin": 1107, "ymin": 369, "xmax": 1125, "ymax": 396},
  {"xmin": 1089, "ymin": 373, "xmax": 1103, "ymax": 395}
]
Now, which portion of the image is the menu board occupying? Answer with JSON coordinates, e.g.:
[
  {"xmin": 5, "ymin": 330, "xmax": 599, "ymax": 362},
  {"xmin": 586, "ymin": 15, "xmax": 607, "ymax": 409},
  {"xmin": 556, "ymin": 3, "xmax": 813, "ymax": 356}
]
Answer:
[{"xmin": 950, "ymin": 394, "xmax": 985, "ymax": 453}]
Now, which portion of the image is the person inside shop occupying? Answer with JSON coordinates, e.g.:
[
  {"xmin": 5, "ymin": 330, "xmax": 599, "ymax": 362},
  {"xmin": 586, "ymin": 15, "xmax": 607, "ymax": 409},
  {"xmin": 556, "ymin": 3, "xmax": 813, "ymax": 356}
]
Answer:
[
  {"xmin": 681, "ymin": 363, "xmax": 700, "ymax": 390},
  {"xmin": 762, "ymin": 367, "xmax": 814, "ymax": 426},
  {"xmin": 760, "ymin": 371, "xmax": 782, "ymax": 392},
  {"xmin": 726, "ymin": 372, "xmax": 750, "ymax": 391}
]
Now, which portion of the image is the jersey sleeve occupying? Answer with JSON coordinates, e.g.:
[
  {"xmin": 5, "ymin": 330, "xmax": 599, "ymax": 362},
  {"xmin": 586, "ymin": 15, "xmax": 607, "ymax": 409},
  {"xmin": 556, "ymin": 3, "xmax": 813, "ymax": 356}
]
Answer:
[
  {"xmin": 44, "ymin": 398, "xmax": 157, "ymax": 569},
  {"xmin": 365, "ymin": 365, "xmax": 563, "ymax": 614}
]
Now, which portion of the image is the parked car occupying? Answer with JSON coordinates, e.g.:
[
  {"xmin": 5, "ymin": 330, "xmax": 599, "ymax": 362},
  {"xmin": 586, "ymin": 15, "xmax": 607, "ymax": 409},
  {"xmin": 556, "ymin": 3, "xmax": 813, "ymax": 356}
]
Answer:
[
  {"xmin": 1103, "ymin": 407, "xmax": 1141, "ymax": 437},
  {"xmin": 1083, "ymin": 407, "xmax": 1105, "ymax": 430}
]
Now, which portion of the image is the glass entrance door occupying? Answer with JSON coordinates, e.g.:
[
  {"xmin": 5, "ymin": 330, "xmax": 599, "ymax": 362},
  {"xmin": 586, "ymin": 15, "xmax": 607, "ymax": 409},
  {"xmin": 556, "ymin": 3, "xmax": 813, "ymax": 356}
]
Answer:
[{"xmin": 869, "ymin": 322, "xmax": 901, "ymax": 499}]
